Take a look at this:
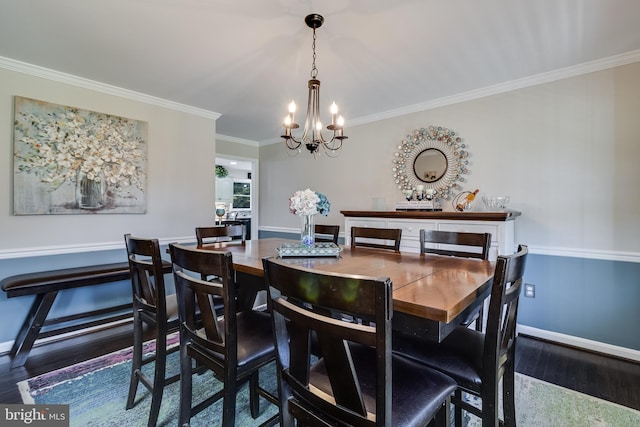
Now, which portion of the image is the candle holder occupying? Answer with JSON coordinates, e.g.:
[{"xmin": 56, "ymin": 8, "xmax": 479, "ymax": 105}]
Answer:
[
  {"xmin": 404, "ymin": 190, "xmax": 414, "ymax": 201},
  {"xmin": 425, "ymin": 188, "xmax": 436, "ymax": 201}
]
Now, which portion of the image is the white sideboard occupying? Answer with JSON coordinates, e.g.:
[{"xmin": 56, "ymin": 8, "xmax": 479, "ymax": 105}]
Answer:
[{"xmin": 341, "ymin": 210, "xmax": 521, "ymax": 260}]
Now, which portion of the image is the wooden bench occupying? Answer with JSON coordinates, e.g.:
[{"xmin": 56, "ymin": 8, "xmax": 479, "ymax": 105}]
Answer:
[{"xmin": 1, "ymin": 262, "xmax": 139, "ymax": 368}]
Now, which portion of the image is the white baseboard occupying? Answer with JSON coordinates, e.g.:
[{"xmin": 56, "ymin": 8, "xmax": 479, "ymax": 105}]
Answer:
[
  {"xmin": 0, "ymin": 318, "xmax": 132, "ymax": 357},
  {"xmin": 4, "ymin": 323, "xmax": 636, "ymax": 363},
  {"xmin": 517, "ymin": 324, "xmax": 640, "ymax": 362},
  {"xmin": 0, "ymin": 340, "xmax": 12, "ymax": 355}
]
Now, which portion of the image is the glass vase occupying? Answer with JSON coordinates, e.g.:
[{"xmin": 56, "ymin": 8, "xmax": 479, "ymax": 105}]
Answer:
[
  {"xmin": 76, "ymin": 169, "xmax": 105, "ymax": 209},
  {"xmin": 300, "ymin": 214, "xmax": 316, "ymax": 248}
]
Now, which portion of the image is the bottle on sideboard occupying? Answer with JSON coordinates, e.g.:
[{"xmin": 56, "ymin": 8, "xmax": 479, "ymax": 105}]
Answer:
[{"xmin": 455, "ymin": 189, "xmax": 479, "ymax": 212}]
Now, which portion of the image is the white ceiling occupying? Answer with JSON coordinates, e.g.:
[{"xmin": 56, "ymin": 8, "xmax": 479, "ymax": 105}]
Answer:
[{"xmin": 2, "ymin": 0, "xmax": 640, "ymax": 143}]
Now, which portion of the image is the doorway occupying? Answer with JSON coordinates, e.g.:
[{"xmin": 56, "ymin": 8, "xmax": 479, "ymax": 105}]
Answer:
[{"xmin": 215, "ymin": 156, "xmax": 258, "ymax": 240}]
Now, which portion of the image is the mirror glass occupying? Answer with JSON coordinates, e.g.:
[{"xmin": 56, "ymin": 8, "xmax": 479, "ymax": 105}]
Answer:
[
  {"xmin": 413, "ymin": 149, "xmax": 447, "ymax": 183},
  {"xmin": 392, "ymin": 126, "xmax": 470, "ymax": 200}
]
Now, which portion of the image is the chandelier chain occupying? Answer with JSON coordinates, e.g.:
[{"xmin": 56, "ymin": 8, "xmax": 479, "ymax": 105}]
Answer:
[{"xmin": 310, "ymin": 28, "xmax": 318, "ymax": 79}]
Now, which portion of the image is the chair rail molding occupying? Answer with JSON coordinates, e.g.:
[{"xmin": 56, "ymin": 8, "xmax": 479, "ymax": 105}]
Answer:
[
  {"xmin": 258, "ymin": 225, "xmax": 640, "ymax": 264},
  {"xmin": 0, "ymin": 237, "xmax": 196, "ymax": 260}
]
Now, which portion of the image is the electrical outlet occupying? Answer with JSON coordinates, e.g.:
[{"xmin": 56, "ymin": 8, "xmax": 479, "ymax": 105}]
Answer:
[{"xmin": 524, "ymin": 283, "xmax": 535, "ymax": 298}]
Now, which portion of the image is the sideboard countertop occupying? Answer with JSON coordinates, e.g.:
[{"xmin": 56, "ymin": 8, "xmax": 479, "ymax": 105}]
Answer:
[{"xmin": 340, "ymin": 210, "xmax": 521, "ymax": 222}]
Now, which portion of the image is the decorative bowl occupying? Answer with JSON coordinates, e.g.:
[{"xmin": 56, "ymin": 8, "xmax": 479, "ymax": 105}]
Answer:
[{"xmin": 482, "ymin": 195, "xmax": 510, "ymax": 209}]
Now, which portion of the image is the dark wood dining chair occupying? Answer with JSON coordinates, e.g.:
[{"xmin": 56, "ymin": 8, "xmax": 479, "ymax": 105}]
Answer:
[
  {"xmin": 314, "ymin": 224, "xmax": 340, "ymax": 244},
  {"xmin": 124, "ymin": 234, "xmax": 178, "ymax": 427},
  {"xmin": 420, "ymin": 229, "xmax": 491, "ymax": 260},
  {"xmin": 393, "ymin": 244, "xmax": 529, "ymax": 427},
  {"xmin": 262, "ymin": 257, "xmax": 457, "ymax": 427},
  {"xmin": 195, "ymin": 224, "xmax": 245, "ymax": 246},
  {"xmin": 350, "ymin": 226, "xmax": 402, "ymax": 252},
  {"xmin": 169, "ymin": 243, "xmax": 278, "ymax": 427},
  {"xmin": 421, "ymin": 229, "xmax": 492, "ymax": 331}
]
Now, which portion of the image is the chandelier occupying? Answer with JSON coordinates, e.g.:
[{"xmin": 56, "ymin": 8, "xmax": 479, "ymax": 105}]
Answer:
[{"xmin": 281, "ymin": 14, "xmax": 348, "ymax": 157}]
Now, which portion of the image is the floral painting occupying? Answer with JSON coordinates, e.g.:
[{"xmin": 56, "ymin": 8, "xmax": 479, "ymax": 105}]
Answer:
[{"xmin": 13, "ymin": 97, "xmax": 147, "ymax": 215}]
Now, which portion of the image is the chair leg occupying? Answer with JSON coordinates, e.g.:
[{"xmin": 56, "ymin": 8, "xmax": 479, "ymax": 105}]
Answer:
[
  {"xmin": 222, "ymin": 366, "xmax": 238, "ymax": 426},
  {"xmin": 179, "ymin": 348, "xmax": 193, "ymax": 427},
  {"xmin": 249, "ymin": 370, "xmax": 260, "ymax": 418},
  {"xmin": 432, "ymin": 398, "xmax": 450, "ymax": 427},
  {"xmin": 454, "ymin": 389, "xmax": 463, "ymax": 427},
  {"xmin": 126, "ymin": 315, "xmax": 143, "ymax": 410},
  {"xmin": 147, "ymin": 331, "xmax": 168, "ymax": 427},
  {"xmin": 503, "ymin": 361, "xmax": 517, "ymax": 427},
  {"xmin": 481, "ymin": 382, "xmax": 500, "ymax": 427}
]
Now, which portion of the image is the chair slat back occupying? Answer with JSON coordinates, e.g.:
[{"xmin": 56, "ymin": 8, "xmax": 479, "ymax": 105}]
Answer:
[
  {"xmin": 169, "ymin": 244, "xmax": 238, "ymax": 359},
  {"xmin": 263, "ymin": 257, "xmax": 392, "ymax": 426},
  {"xmin": 195, "ymin": 225, "xmax": 246, "ymax": 246},
  {"xmin": 315, "ymin": 224, "xmax": 340, "ymax": 244},
  {"xmin": 420, "ymin": 230, "xmax": 491, "ymax": 260},
  {"xmin": 350, "ymin": 227, "xmax": 402, "ymax": 252},
  {"xmin": 484, "ymin": 244, "xmax": 528, "ymax": 382},
  {"xmin": 124, "ymin": 234, "xmax": 167, "ymax": 316}
]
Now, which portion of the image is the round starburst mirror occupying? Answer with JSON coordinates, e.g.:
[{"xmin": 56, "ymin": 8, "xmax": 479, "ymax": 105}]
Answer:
[{"xmin": 392, "ymin": 126, "xmax": 470, "ymax": 200}]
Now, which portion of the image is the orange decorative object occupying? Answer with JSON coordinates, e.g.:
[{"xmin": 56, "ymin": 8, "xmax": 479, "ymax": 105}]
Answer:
[{"xmin": 454, "ymin": 189, "xmax": 479, "ymax": 212}]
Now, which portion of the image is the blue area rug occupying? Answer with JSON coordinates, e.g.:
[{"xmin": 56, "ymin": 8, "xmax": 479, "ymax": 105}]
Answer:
[
  {"xmin": 18, "ymin": 334, "xmax": 278, "ymax": 426},
  {"xmin": 18, "ymin": 335, "xmax": 640, "ymax": 427}
]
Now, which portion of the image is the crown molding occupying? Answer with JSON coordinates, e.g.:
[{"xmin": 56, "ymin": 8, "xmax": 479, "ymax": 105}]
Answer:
[
  {"xmin": 0, "ymin": 56, "xmax": 221, "ymax": 120},
  {"xmin": 348, "ymin": 49, "xmax": 640, "ymax": 127},
  {"xmin": 260, "ymin": 49, "xmax": 640, "ymax": 145},
  {"xmin": 216, "ymin": 133, "xmax": 260, "ymax": 147}
]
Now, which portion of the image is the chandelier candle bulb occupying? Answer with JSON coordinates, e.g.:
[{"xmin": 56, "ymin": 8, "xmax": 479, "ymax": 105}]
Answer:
[{"xmin": 330, "ymin": 102, "xmax": 338, "ymax": 125}]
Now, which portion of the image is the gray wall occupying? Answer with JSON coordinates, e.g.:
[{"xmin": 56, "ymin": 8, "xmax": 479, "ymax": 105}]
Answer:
[
  {"xmin": 258, "ymin": 61, "xmax": 640, "ymax": 357},
  {"xmin": 0, "ymin": 64, "xmax": 217, "ymax": 347},
  {"xmin": 0, "ymin": 66, "xmax": 218, "ymax": 250},
  {"xmin": 1, "ymin": 57, "xmax": 638, "ymax": 359}
]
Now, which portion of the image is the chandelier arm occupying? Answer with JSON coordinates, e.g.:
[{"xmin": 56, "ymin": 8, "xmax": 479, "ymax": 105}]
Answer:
[
  {"xmin": 285, "ymin": 137, "xmax": 301, "ymax": 148},
  {"xmin": 301, "ymin": 79, "xmax": 315, "ymax": 144},
  {"xmin": 312, "ymin": 79, "xmax": 325, "ymax": 144},
  {"xmin": 322, "ymin": 135, "xmax": 343, "ymax": 151}
]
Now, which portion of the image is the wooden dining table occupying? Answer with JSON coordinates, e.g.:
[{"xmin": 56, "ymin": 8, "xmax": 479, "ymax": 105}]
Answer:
[{"xmin": 196, "ymin": 238, "xmax": 495, "ymax": 343}]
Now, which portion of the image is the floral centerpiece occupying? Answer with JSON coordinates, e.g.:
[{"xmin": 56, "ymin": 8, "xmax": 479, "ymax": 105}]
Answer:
[{"xmin": 289, "ymin": 189, "xmax": 331, "ymax": 247}]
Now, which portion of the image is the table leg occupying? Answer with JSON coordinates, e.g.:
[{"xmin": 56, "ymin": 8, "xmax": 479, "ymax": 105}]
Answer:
[{"xmin": 235, "ymin": 271, "xmax": 266, "ymax": 312}]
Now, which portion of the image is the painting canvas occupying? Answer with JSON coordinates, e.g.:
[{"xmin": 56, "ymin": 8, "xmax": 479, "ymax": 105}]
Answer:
[{"xmin": 13, "ymin": 97, "xmax": 148, "ymax": 215}]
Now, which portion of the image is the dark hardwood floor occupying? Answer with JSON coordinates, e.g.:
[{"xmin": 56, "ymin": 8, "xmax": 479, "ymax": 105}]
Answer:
[
  {"xmin": 514, "ymin": 334, "xmax": 640, "ymax": 411},
  {"xmin": 1, "ymin": 326, "xmax": 639, "ymax": 413}
]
